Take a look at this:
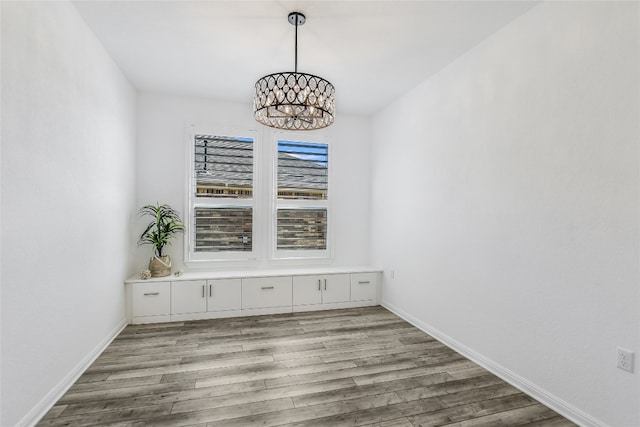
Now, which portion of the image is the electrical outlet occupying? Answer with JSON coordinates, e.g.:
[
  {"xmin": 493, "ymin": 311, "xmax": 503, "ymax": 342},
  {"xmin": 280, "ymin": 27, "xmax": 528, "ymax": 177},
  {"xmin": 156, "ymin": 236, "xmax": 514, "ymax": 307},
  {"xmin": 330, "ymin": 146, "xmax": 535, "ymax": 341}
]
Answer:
[{"xmin": 617, "ymin": 347, "xmax": 634, "ymax": 373}]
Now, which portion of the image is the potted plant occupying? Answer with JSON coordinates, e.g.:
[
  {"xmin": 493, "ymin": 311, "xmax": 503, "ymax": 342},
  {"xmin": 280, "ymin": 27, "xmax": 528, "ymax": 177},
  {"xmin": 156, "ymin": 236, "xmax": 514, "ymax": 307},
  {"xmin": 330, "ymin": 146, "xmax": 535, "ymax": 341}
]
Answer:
[{"xmin": 138, "ymin": 203, "xmax": 185, "ymax": 277}]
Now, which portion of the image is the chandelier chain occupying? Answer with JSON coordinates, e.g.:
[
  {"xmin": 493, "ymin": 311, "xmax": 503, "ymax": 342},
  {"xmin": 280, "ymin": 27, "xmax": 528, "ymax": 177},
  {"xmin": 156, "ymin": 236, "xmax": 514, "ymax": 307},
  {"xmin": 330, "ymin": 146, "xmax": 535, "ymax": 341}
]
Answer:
[{"xmin": 294, "ymin": 16, "xmax": 298, "ymax": 74}]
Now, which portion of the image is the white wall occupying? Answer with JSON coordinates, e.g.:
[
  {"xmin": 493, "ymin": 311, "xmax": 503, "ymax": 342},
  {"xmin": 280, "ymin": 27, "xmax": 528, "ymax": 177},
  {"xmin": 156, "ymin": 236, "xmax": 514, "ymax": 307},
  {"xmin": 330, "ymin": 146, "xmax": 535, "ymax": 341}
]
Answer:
[
  {"xmin": 1, "ymin": 2, "xmax": 137, "ymax": 425},
  {"xmin": 370, "ymin": 2, "xmax": 639, "ymax": 426},
  {"xmin": 135, "ymin": 92, "xmax": 371, "ymax": 272}
]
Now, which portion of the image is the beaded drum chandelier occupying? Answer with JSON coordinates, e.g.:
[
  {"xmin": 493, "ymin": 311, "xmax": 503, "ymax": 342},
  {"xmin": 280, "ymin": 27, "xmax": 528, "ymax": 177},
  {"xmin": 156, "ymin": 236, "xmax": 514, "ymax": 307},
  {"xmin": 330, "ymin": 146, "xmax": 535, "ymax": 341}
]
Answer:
[{"xmin": 254, "ymin": 12, "xmax": 335, "ymax": 131}]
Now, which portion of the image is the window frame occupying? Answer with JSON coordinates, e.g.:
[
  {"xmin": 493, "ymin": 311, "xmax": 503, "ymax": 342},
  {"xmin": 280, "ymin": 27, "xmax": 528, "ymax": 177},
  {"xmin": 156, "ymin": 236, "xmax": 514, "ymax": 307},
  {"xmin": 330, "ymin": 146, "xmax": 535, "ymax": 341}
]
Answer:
[
  {"xmin": 185, "ymin": 124, "xmax": 260, "ymax": 266},
  {"xmin": 270, "ymin": 131, "xmax": 333, "ymax": 261}
]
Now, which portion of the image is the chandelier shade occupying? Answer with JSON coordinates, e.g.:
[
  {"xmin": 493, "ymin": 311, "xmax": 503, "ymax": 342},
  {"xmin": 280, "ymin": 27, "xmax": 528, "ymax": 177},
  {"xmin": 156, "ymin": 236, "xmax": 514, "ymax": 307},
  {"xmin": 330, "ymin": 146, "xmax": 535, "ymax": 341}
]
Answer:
[{"xmin": 253, "ymin": 12, "xmax": 335, "ymax": 130}]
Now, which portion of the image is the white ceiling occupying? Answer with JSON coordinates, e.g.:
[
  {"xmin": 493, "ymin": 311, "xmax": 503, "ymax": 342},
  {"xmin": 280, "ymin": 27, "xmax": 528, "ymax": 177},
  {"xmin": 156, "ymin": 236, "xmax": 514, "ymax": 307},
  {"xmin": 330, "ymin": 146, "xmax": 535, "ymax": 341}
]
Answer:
[{"xmin": 73, "ymin": 1, "xmax": 538, "ymax": 116}]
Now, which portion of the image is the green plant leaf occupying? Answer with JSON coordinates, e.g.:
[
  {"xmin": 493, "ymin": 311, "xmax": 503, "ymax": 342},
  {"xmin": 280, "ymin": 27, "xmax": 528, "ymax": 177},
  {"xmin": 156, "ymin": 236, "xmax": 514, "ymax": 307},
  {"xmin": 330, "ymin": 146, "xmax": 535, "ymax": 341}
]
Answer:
[{"xmin": 138, "ymin": 203, "xmax": 185, "ymax": 257}]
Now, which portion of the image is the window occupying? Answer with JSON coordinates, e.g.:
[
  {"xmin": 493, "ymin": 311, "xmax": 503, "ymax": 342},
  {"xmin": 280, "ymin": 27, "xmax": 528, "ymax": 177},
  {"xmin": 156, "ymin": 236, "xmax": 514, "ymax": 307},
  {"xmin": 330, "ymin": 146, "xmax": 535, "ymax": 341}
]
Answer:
[
  {"xmin": 275, "ymin": 139, "xmax": 330, "ymax": 258},
  {"xmin": 188, "ymin": 132, "xmax": 256, "ymax": 261},
  {"xmin": 194, "ymin": 207, "xmax": 252, "ymax": 252},
  {"xmin": 186, "ymin": 128, "xmax": 331, "ymax": 265},
  {"xmin": 277, "ymin": 208, "xmax": 327, "ymax": 250}
]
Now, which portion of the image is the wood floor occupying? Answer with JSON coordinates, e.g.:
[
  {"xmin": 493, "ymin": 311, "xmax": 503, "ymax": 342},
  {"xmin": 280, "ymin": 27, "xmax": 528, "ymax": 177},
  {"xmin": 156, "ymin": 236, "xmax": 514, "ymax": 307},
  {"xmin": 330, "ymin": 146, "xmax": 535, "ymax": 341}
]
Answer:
[{"xmin": 38, "ymin": 306, "xmax": 576, "ymax": 427}]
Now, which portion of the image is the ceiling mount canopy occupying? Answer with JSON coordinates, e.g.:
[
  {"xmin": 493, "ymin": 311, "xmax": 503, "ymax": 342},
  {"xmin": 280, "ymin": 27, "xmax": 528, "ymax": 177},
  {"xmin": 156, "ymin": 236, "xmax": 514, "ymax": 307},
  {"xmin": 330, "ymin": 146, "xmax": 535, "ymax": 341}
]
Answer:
[{"xmin": 254, "ymin": 11, "xmax": 335, "ymax": 131}]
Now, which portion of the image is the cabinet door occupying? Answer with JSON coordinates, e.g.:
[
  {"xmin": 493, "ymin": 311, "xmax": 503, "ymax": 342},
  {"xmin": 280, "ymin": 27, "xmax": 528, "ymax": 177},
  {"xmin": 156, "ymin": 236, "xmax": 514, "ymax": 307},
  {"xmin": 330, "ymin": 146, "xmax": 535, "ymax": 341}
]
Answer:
[
  {"xmin": 131, "ymin": 282, "xmax": 170, "ymax": 317},
  {"xmin": 292, "ymin": 275, "xmax": 323, "ymax": 306},
  {"xmin": 208, "ymin": 278, "xmax": 241, "ymax": 312},
  {"xmin": 323, "ymin": 274, "xmax": 351, "ymax": 304},
  {"xmin": 242, "ymin": 276, "xmax": 292, "ymax": 309},
  {"xmin": 171, "ymin": 280, "xmax": 207, "ymax": 314},
  {"xmin": 350, "ymin": 273, "xmax": 378, "ymax": 301}
]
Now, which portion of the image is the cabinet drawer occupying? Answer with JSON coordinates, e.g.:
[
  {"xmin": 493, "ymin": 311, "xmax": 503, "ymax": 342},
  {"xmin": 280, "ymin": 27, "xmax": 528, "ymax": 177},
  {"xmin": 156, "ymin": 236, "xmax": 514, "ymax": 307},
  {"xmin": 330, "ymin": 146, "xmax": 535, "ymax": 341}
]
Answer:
[
  {"xmin": 242, "ymin": 276, "xmax": 292, "ymax": 309},
  {"xmin": 350, "ymin": 272, "xmax": 377, "ymax": 301},
  {"xmin": 132, "ymin": 282, "xmax": 171, "ymax": 317}
]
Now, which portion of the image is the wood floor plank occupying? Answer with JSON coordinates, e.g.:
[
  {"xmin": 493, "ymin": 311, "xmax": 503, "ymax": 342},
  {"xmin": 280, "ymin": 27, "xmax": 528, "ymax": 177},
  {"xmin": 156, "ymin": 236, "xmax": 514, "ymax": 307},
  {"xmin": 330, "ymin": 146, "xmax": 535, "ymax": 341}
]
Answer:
[
  {"xmin": 74, "ymin": 372, "xmax": 110, "ymax": 383},
  {"xmin": 407, "ymin": 389, "xmax": 542, "ymax": 427},
  {"xmin": 40, "ymin": 405, "xmax": 67, "ymax": 419},
  {"xmin": 85, "ymin": 357, "xmax": 184, "ymax": 374},
  {"xmin": 319, "ymin": 341, "xmax": 445, "ymax": 364},
  {"xmin": 240, "ymin": 331, "xmax": 370, "ymax": 351},
  {"xmin": 352, "ymin": 360, "xmax": 476, "ymax": 387},
  {"xmin": 96, "ymin": 344, "xmax": 243, "ymax": 363},
  {"xmin": 470, "ymin": 393, "xmax": 539, "ymax": 417},
  {"xmin": 106, "ymin": 338, "xmax": 178, "ymax": 349},
  {"xmin": 291, "ymin": 371, "xmax": 454, "ymax": 409},
  {"xmin": 284, "ymin": 397, "xmax": 448, "ymax": 427},
  {"xmin": 264, "ymin": 360, "xmax": 419, "ymax": 388},
  {"xmin": 374, "ymin": 417, "xmax": 415, "ymax": 427},
  {"xmin": 447, "ymin": 365, "xmax": 491, "ymax": 380},
  {"xmin": 519, "ymin": 415, "xmax": 579, "ymax": 426},
  {"xmin": 37, "ymin": 403, "xmax": 173, "ymax": 427},
  {"xmin": 436, "ymin": 382, "xmax": 523, "ymax": 407},
  {"xmin": 67, "ymin": 374, "xmax": 163, "ymax": 394},
  {"xmin": 57, "ymin": 380, "xmax": 196, "ymax": 404},
  {"xmin": 196, "ymin": 360, "xmax": 359, "ymax": 388},
  {"xmin": 107, "ymin": 354, "xmax": 275, "ymax": 381},
  {"xmin": 99, "ymin": 343, "xmax": 201, "ymax": 358},
  {"xmin": 442, "ymin": 401, "xmax": 561, "ymax": 426},
  {"xmin": 179, "ymin": 343, "xmax": 321, "ymax": 365},
  {"xmin": 205, "ymin": 391, "xmax": 407, "ymax": 427},
  {"xmin": 172, "ymin": 377, "xmax": 357, "ymax": 414},
  {"xmin": 58, "ymin": 380, "xmax": 267, "ymax": 417},
  {"xmin": 395, "ymin": 374, "xmax": 505, "ymax": 402},
  {"xmin": 159, "ymin": 355, "xmax": 327, "ymax": 384},
  {"xmin": 407, "ymin": 404, "xmax": 484, "ymax": 427},
  {"xmin": 271, "ymin": 334, "xmax": 427, "ymax": 362},
  {"xmin": 131, "ymin": 397, "xmax": 296, "ymax": 427},
  {"xmin": 354, "ymin": 349, "xmax": 461, "ymax": 368},
  {"xmin": 36, "ymin": 306, "xmax": 576, "ymax": 427}
]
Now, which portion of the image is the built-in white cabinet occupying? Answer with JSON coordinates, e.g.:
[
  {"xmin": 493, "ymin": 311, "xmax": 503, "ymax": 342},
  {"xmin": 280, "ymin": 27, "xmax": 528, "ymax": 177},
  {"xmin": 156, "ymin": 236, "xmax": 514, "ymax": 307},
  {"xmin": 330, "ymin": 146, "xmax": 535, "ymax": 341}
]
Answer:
[
  {"xmin": 126, "ymin": 267, "xmax": 379, "ymax": 324},
  {"xmin": 171, "ymin": 279, "xmax": 242, "ymax": 321},
  {"xmin": 209, "ymin": 279, "xmax": 242, "ymax": 312},
  {"xmin": 129, "ymin": 281, "xmax": 171, "ymax": 324},
  {"xmin": 351, "ymin": 272, "xmax": 378, "ymax": 301},
  {"xmin": 242, "ymin": 276, "xmax": 292, "ymax": 314},
  {"xmin": 292, "ymin": 274, "xmax": 350, "ymax": 308},
  {"xmin": 171, "ymin": 280, "xmax": 207, "ymax": 314}
]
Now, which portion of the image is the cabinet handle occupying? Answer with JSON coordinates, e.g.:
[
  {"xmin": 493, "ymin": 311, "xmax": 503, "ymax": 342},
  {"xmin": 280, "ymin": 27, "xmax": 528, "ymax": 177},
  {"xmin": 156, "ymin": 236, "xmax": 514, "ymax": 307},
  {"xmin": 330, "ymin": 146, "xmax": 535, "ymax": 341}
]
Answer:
[
  {"xmin": 202, "ymin": 285, "xmax": 205, "ymax": 298},
  {"xmin": 143, "ymin": 292, "xmax": 159, "ymax": 296},
  {"xmin": 318, "ymin": 280, "xmax": 321, "ymax": 291},
  {"xmin": 261, "ymin": 286, "xmax": 274, "ymax": 290},
  {"xmin": 324, "ymin": 279, "xmax": 327, "ymax": 290},
  {"xmin": 358, "ymin": 281, "xmax": 370, "ymax": 284},
  {"xmin": 209, "ymin": 284, "xmax": 212, "ymax": 297}
]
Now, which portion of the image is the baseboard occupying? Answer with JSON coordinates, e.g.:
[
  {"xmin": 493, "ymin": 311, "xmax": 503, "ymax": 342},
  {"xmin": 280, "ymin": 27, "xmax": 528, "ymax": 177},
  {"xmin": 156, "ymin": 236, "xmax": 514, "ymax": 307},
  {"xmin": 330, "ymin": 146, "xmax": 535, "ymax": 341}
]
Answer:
[
  {"xmin": 240, "ymin": 306, "xmax": 293, "ymax": 316},
  {"xmin": 292, "ymin": 300, "xmax": 377, "ymax": 312},
  {"xmin": 17, "ymin": 317, "xmax": 128, "ymax": 427},
  {"xmin": 381, "ymin": 300, "xmax": 605, "ymax": 427}
]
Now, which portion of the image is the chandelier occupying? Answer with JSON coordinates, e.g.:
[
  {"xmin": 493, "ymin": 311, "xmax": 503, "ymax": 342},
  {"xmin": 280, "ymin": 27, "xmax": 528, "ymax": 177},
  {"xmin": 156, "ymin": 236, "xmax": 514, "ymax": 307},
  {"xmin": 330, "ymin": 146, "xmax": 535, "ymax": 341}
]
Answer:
[{"xmin": 254, "ymin": 12, "xmax": 335, "ymax": 131}]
